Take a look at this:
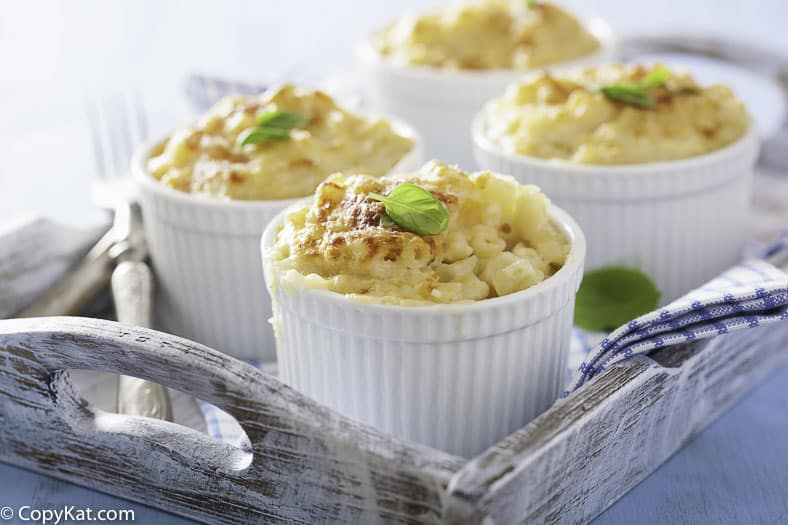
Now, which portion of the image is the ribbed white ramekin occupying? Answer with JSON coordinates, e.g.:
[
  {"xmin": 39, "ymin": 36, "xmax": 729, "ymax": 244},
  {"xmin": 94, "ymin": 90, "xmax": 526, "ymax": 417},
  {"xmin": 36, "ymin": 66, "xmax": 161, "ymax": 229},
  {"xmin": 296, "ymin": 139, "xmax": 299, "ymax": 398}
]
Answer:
[
  {"xmin": 261, "ymin": 205, "xmax": 586, "ymax": 458},
  {"xmin": 472, "ymin": 114, "xmax": 760, "ymax": 304},
  {"xmin": 132, "ymin": 123, "xmax": 423, "ymax": 361},
  {"xmin": 357, "ymin": 13, "xmax": 614, "ymax": 169}
]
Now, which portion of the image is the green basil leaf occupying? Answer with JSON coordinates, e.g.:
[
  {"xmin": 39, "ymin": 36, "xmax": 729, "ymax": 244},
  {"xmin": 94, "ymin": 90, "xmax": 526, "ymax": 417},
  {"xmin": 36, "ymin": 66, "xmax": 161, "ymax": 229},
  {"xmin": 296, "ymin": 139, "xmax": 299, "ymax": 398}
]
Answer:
[
  {"xmin": 257, "ymin": 110, "xmax": 311, "ymax": 129},
  {"xmin": 641, "ymin": 67, "xmax": 671, "ymax": 88},
  {"xmin": 600, "ymin": 84, "xmax": 656, "ymax": 108},
  {"xmin": 238, "ymin": 127, "xmax": 291, "ymax": 147},
  {"xmin": 240, "ymin": 110, "xmax": 310, "ymax": 147},
  {"xmin": 368, "ymin": 183, "xmax": 449, "ymax": 236},
  {"xmin": 574, "ymin": 266, "xmax": 661, "ymax": 332},
  {"xmin": 526, "ymin": 0, "xmax": 539, "ymax": 8}
]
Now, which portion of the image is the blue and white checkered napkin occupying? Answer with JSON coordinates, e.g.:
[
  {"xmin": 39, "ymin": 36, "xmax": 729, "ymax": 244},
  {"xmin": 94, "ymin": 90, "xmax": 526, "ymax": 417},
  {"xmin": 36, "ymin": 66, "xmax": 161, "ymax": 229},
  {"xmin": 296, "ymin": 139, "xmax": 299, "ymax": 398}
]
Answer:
[
  {"xmin": 565, "ymin": 233, "xmax": 788, "ymax": 396},
  {"xmin": 198, "ymin": 235, "xmax": 788, "ymax": 447}
]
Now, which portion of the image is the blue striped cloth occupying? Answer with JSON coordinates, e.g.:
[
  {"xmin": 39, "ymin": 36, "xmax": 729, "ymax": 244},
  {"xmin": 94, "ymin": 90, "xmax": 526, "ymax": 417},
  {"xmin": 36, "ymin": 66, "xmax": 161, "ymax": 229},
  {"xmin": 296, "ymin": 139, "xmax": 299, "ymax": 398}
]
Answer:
[
  {"xmin": 565, "ymin": 255, "xmax": 788, "ymax": 396},
  {"xmin": 184, "ymin": 75, "xmax": 265, "ymax": 112}
]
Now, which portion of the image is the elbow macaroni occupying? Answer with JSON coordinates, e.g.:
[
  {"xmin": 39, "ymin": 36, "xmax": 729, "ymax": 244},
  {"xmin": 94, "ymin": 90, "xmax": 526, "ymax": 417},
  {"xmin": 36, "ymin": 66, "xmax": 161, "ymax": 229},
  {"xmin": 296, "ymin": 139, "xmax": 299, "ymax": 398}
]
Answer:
[
  {"xmin": 147, "ymin": 85, "xmax": 414, "ymax": 200},
  {"xmin": 372, "ymin": 1, "xmax": 600, "ymax": 70},
  {"xmin": 266, "ymin": 161, "xmax": 569, "ymax": 305},
  {"xmin": 482, "ymin": 64, "xmax": 751, "ymax": 164}
]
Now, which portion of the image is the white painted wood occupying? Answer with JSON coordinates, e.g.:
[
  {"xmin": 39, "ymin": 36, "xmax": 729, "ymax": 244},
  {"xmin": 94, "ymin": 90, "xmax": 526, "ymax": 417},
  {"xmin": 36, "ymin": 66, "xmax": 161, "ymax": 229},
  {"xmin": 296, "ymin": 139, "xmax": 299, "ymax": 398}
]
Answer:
[
  {"xmin": 0, "ymin": 316, "xmax": 786, "ymax": 523},
  {"xmin": 0, "ymin": 317, "xmax": 465, "ymax": 524},
  {"xmin": 445, "ymin": 323, "xmax": 788, "ymax": 524}
]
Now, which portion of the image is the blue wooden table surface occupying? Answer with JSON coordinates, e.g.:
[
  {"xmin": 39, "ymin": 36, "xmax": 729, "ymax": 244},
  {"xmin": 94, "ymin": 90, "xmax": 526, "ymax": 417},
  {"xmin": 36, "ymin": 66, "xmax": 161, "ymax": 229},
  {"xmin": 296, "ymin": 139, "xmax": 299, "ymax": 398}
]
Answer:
[{"xmin": 2, "ymin": 359, "xmax": 787, "ymax": 524}]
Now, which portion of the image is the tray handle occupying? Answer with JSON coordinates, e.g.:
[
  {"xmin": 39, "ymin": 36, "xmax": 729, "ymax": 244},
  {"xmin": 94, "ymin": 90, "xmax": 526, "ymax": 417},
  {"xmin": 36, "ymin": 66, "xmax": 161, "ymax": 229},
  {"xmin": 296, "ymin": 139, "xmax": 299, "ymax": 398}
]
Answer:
[{"xmin": 0, "ymin": 316, "xmax": 463, "ymax": 516}]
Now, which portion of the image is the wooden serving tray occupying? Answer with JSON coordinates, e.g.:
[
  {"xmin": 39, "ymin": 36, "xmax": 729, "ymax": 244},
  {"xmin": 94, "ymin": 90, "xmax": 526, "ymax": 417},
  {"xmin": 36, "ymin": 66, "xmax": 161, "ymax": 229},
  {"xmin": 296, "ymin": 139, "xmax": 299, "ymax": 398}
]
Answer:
[{"xmin": 1, "ymin": 176, "xmax": 788, "ymax": 524}]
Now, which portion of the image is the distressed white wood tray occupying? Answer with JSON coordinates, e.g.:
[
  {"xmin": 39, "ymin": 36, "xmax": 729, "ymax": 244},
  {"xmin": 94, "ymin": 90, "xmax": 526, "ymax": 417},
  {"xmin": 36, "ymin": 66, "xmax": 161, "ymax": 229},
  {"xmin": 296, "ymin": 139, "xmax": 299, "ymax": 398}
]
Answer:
[{"xmin": 1, "ymin": 169, "xmax": 787, "ymax": 524}]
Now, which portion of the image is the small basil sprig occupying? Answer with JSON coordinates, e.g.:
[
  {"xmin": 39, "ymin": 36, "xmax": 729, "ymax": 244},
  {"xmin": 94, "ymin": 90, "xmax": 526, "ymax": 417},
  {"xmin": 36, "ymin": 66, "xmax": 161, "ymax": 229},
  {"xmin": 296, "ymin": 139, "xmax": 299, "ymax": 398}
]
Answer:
[
  {"xmin": 599, "ymin": 85, "xmax": 656, "ymax": 108},
  {"xmin": 257, "ymin": 110, "xmax": 310, "ymax": 129},
  {"xmin": 574, "ymin": 266, "xmax": 661, "ymax": 332},
  {"xmin": 368, "ymin": 183, "xmax": 449, "ymax": 236},
  {"xmin": 238, "ymin": 110, "xmax": 310, "ymax": 147},
  {"xmin": 599, "ymin": 66, "xmax": 672, "ymax": 109},
  {"xmin": 641, "ymin": 67, "xmax": 671, "ymax": 88}
]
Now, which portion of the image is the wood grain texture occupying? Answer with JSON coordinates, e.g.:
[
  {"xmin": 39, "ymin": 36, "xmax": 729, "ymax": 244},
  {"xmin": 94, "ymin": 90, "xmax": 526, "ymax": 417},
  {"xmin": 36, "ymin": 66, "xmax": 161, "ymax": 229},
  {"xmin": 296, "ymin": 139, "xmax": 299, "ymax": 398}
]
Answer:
[
  {"xmin": 1, "ymin": 316, "xmax": 787, "ymax": 523},
  {"xmin": 0, "ymin": 317, "xmax": 464, "ymax": 524},
  {"xmin": 446, "ymin": 321, "xmax": 788, "ymax": 524}
]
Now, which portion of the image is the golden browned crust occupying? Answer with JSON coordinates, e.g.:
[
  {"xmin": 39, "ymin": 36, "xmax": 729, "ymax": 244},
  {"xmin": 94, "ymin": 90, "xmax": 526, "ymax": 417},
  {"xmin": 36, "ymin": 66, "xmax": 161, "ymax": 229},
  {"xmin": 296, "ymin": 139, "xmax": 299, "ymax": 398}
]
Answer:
[
  {"xmin": 483, "ymin": 64, "xmax": 751, "ymax": 164},
  {"xmin": 147, "ymin": 85, "xmax": 414, "ymax": 200},
  {"xmin": 267, "ymin": 161, "xmax": 570, "ymax": 304},
  {"xmin": 373, "ymin": 1, "xmax": 600, "ymax": 70}
]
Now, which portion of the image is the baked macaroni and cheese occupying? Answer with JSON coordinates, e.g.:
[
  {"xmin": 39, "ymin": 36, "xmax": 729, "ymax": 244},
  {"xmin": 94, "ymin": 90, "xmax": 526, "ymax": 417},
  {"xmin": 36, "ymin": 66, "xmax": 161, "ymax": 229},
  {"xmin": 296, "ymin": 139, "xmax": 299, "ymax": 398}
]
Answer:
[
  {"xmin": 372, "ymin": 0, "xmax": 600, "ymax": 70},
  {"xmin": 265, "ymin": 161, "xmax": 569, "ymax": 305},
  {"xmin": 147, "ymin": 85, "xmax": 414, "ymax": 200},
  {"xmin": 480, "ymin": 63, "xmax": 750, "ymax": 164}
]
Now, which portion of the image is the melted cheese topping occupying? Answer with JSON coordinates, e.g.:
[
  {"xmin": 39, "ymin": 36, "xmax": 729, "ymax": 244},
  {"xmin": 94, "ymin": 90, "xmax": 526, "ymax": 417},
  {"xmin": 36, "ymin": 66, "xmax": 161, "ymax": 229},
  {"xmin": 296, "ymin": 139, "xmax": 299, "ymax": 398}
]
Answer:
[
  {"xmin": 265, "ymin": 161, "xmax": 569, "ymax": 305},
  {"xmin": 147, "ymin": 85, "xmax": 414, "ymax": 200},
  {"xmin": 372, "ymin": 1, "xmax": 599, "ymax": 70},
  {"xmin": 482, "ymin": 64, "xmax": 751, "ymax": 164}
]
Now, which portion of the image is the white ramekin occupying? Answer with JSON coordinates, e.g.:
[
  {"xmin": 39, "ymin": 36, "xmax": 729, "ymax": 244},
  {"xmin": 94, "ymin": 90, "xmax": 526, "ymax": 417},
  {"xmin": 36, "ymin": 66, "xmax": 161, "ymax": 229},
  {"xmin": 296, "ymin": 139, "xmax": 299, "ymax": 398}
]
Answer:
[
  {"xmin": 357, "ymin": 13, "xmax": 615, "ymax": 169},
  {"xmin": 132, "ymin": 122, "xmax": 423, "ymax": 361},
  {"xmin": 472, "ymin": 114, "xmax": 760, "ymax": 304},
  {"xmin": 261, "ymin": 205, "xmax": 586, "ymax": 458}
]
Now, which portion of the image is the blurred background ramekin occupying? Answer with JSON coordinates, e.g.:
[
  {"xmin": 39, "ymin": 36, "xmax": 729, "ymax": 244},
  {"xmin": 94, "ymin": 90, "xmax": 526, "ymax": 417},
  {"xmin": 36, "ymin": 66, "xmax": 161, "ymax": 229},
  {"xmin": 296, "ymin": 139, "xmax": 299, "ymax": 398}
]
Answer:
[
  {"xmin": 133, "ymin": 121, "xmax": 423, "ymax": 361},
  {"xmin": 473, "ymin": 114, "xmax": 760, "ymax": 303},
  {"xmin": 357, "ymin": 13, "xmax": 615, "ymax": 168},
  {"xmin": 261, "ymin": 203, "xmax": 586, "ymax": 457}
]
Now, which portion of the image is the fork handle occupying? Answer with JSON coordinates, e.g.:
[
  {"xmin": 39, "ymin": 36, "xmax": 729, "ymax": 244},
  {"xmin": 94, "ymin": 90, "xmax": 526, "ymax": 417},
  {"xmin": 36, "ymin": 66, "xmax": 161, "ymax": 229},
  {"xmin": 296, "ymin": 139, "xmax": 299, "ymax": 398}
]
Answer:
[
  {"xmin": 111, "ymin": 260, "xmax": 153, "ymax": 326},
  {"xmin": 112, "ymin": 261, "xmax": 173, "ymax": 421}
]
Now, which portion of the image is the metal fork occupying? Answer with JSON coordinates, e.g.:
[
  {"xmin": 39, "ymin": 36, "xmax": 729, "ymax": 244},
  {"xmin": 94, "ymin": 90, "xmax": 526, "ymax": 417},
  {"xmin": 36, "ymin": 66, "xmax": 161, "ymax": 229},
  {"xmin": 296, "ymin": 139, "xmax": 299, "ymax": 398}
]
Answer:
[{"xmin": 86, "ymin": 93, "xmax": 173, "ymax": 421}]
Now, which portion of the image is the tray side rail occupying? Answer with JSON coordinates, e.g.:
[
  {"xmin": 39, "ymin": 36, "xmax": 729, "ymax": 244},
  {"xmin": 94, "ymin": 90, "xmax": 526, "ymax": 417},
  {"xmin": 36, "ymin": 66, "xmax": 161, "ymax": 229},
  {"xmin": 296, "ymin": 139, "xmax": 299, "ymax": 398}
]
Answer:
[
  {"xmin": 0, "ymin": 316, "xmax": 465, "ymax": 525},
  {"xmin": 446, "ymin": 321, "xmax": 788, "ymax": 524}
]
